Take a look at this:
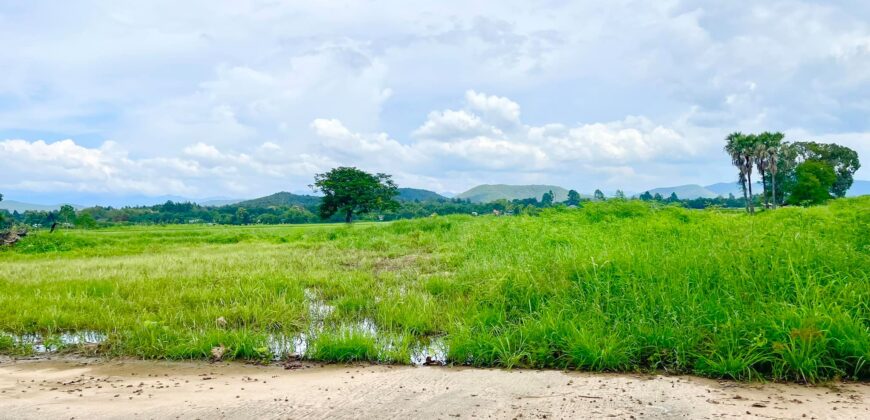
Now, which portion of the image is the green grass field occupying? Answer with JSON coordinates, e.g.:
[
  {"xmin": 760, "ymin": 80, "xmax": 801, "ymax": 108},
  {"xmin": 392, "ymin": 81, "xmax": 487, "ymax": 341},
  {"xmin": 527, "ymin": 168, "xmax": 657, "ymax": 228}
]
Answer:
[{"xmin": 1, "ymin": 198, "xmax": 868, "ymax": 382}]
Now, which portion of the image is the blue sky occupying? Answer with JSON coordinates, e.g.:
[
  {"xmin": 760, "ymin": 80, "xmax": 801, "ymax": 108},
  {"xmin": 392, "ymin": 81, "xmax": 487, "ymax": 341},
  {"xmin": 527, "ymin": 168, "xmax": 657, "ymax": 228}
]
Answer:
[{"xmin": 1, "ymin": 1, "xmax": 869, "ymax": 204}]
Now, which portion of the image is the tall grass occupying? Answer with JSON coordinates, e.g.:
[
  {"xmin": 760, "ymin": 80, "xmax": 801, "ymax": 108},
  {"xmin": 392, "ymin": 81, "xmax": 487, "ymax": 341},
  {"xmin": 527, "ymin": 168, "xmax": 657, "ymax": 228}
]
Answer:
[{"xmin": 1, "ymin": 198, "xmax": 868, "ymax": 381}]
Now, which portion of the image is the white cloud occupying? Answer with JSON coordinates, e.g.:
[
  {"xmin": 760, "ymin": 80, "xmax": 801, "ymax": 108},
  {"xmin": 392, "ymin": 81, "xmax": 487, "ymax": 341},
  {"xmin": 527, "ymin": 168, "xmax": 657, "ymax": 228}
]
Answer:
[
  {"xmin": 413, "ymin": 110, "xmax": 502, "ymax": 140},
  {"xmin": 1, "ymin": 1, "xmax": 869, "ymax": 200},
  {"xmin": 0, "ymin": 138, "xmax": 334, "ymax": 197},
  {"xmin": 312, "ymin": 91, "xmax": 698, "ymax": 180},
  {"xmin": 464, "ymin": 90, "xmax": 521, "ymax": 127}
]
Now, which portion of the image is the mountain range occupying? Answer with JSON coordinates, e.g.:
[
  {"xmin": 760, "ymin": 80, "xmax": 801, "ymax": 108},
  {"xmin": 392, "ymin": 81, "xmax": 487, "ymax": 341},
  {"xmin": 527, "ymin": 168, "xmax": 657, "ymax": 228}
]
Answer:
[
  {"xmin": 645, "ymin": 180, "xmax": 870, "ymax": 199},
  {"xmin": 456, "ymin": 184, "xmax": 570, "ymax": 203},
  {"xmin": 2, "ymin": 181, "xmax": 869, "ymax": 211}
]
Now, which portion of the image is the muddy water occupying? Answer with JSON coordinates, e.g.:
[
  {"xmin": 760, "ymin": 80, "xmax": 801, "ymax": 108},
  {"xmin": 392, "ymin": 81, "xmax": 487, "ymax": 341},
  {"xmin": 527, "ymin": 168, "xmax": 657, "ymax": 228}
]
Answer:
[
  {"xmin": 3, "ymin": 289, "xmax": 450, "ymax": 365},
  {"xmin": 6, "ymin": 331, "xmax": 106, "ymax": 353},
  {"xmin": 1, "ymin": 358, "xmax": 867, "ymax": 419},
  {"xmin": 269, "ymin": 289, "xmax": 449, "ymax": 365}
]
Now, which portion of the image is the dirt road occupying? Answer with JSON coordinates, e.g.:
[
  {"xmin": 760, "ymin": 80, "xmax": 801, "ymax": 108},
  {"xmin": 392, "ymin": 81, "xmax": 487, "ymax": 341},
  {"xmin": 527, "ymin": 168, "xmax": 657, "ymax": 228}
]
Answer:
[{"xmin": 0, "ymin": 357, "xmax": 867, "ymax": 419}]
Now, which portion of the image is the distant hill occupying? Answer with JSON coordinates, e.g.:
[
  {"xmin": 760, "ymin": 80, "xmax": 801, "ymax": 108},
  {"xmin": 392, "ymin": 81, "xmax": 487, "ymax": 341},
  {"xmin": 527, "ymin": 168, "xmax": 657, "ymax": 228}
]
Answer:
[
  {"xmin": 703, "ymin": 180, "xmax": 869, "ymax": 198},
  {"xmin": 703, "ymin": 182, "xmax": 764, "ymax": 198},
  {"xmin": 396, "ymin": 188, "xmax": 447, "ymax": 202},
  {"xmin": 234, "ymin": 192, "xmax": 321, "ymax": 208},
  {"xmin": 0, "ymin": 200, "xmax": 84, "ymax": 212},
  {"xmin": 197, "ymin": 199, "xmax": 244, "ymax": 207},
  {"xmin": 457, "ymin": 184, "xmax": 569, "ymax": 203},
  {"xmin": 847, "ymin": 180, "xmax": 870, "ymax": 197},
  {"xmin": 643, "ymin": 184, "xmax": 718, "ymax": 200}
]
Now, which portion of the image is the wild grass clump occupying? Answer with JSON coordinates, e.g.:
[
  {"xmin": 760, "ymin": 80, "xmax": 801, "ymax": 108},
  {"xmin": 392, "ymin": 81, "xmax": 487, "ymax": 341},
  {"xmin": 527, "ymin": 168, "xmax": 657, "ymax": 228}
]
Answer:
[
  {"xmin": 1, "ymin": 198, "xmax": 868, "ymax": 382},
  {"xmin": 308, "ymin": 329, "xmax": 379, "ymax": 362}
]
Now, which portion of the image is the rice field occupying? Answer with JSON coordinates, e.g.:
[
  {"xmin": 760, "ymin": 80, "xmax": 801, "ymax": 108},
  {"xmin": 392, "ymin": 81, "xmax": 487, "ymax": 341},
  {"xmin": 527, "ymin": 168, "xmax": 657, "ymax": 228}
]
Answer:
[{"xmin": 1, "ymin": 198, "xmax": 868, "ymax": 382}]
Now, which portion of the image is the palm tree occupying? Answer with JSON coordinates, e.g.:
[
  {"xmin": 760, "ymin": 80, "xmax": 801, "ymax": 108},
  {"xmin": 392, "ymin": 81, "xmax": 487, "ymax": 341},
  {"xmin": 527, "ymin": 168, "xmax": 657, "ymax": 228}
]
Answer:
[
  {"xmin": 754, "ymin": 139, "xmax": 770, "ymax": 209},
  {"xmin": 724, "ymin": 132, "xmax": 750, "ymax": 213},
  {"xmin": 754, "ymin": 132, "xmax": 783, "ymax": 209},
  {"xmin": 765, "ymin": 132, "xmax": 784, "ymax": 208},
  {"xmin": 741, "ymin": 134, "xmax": 758, "ymax": 214},
  {"xmin": 769, "ymin": 145, "xmax": 779, "ymax": 209}
]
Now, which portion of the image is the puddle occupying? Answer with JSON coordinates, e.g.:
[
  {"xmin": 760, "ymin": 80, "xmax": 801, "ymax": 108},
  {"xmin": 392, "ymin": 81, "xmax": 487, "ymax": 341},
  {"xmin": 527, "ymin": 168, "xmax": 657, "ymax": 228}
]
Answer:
[
  {"xmin": 4, "ymin": 331, "xmax": 107, "ymax": 353},
  {"xmin": 270, "ymin": 289, "xmax": 449, "ymax": 365},
  {"xmin": 3, "ymin": 291, "xmax": 451, "ymax": 366},
  {"xmin": 267, "ymin": 333, "xmax": 307, "ymax": 360},
  {"xmin": 304, "ymin": 288, "xmax": 334, "ymax": 325},
  {"xmin": 410, "ymin": 337, "xmax": 448, "ymax": 366}
]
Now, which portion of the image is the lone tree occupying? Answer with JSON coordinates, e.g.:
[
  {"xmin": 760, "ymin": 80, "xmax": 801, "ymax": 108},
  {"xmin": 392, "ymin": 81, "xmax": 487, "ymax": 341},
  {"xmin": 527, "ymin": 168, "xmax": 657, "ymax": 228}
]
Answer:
[
  {"xmin": 593, "ymin": 189, "xmax": 606, "ymax": 201},
  {"xmin": 541, "ymin": 190, "xmax": 554, "ymax": 206},
  {"xmin": 312, "ymin": 167, "xmax": 399, "ymax": 223},
  {"xmin": 565, "ymin": 189, "xmax": 581, "ymax": 205},
  {"xmin": 58, "ymin": 204, "xmax": 77, "ymax": 224}
]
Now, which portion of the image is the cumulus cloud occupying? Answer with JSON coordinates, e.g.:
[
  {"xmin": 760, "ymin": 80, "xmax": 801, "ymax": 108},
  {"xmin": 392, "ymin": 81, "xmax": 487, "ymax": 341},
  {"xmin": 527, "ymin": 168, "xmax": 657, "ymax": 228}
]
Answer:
[
  {"xmin": 0, "ymin": 138, "xmax": 334, "ymax": 197},
  {"xmin": 313, "ymin": 91, "xmax": 699, "ymax": 178}
]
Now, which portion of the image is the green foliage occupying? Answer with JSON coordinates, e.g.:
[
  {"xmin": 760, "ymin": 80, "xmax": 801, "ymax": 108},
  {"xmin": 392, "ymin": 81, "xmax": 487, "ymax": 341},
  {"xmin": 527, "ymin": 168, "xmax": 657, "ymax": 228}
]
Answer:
[
  {"xmin": 787, "ymin": 161, "xmax": 836, "ymax": 206},
  {"xmin": 2, "ymin": 199, "xmax": 868, "ymax": 382},
  {"xmin": 58, "ymin": 204, "xmax": 77, "ymax": 224},
  {"xmin": 540, "ymin": 190, "xmax": 554, "ymax": 206},
  {"xmin": 565, "ymin": 189, "xmax": 581, "ymax": 206},
  {"xmin": 313, "ymin": 167, "xmax": 399, "ymax": 223},
  {"xmin": 792, "ymin": 141, "xmax": 861, "ymax": 197},
  {"xmin": 725, "ymin": 133, "xmax": 860, "ymax": 210},
  {"xmin": 593, "ymin": 189, "xmax": 605, "ymax": 201},
  {"xmin": 75, "ymin": 213, "xmax": 97, "ymax": 229}
]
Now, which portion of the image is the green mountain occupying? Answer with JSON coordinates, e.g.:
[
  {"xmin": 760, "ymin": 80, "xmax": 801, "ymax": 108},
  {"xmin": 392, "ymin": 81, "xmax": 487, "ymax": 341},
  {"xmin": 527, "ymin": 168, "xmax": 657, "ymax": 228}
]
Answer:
[
  {"xmin": 233, "ymin": 192, "xmax": 321, "ymax": 208},
  {"xmin": 644, "ymin": 184, "xmax": 718, "ymax": 200},
  {"xmin": 396, "ymin": 188, "xmax": 447, "ymax": 202},
  {"xmin": 456, "ymin": 184, "xmax": 569, "ymax": 203}
]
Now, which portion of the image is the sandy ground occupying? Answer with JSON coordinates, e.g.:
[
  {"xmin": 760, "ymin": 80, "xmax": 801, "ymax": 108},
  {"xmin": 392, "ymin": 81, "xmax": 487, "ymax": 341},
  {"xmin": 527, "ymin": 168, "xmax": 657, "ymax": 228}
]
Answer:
[{"xmin": 0, "ymin": 357, "xmax": 867, "ymax": 419}]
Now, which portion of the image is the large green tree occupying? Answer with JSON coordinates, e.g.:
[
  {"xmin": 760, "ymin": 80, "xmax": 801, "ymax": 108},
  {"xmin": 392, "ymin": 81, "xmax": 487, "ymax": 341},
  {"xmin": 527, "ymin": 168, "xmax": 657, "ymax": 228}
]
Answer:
[
  {"xmin": 791, "ymin": 142, "xmax": 860, "ymax": 197},
  {"xmin": 313, "ymin": 167, "xmax": 399, "ymax": 223},
  {"xmin": 787, "ymin": 160, "xmax": 836, "ymax": 206},
  {"xmin": 58, "ymin": 204, "xmax": 77, "ymax": 224}
]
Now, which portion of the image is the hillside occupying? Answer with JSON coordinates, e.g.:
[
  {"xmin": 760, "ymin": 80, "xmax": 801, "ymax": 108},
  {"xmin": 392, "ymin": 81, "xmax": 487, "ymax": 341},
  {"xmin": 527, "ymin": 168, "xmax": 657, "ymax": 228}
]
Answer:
[
  {"xmin": 704, "ymin": 182, "xmax": 763, "ymax": 198},
  {"xmin": 643, "ymin": 184, "xmax": 718, "ymax": 200},
  {"xmin": 396, "ymin": 188, "xmax": 447, "ymax": 202},
  {"xmin": 197, "ymin": 199, "xmax": 244, "ymax": 207},
  {"xmin": 456, "ymin": 184, "xmax": 569, "ymax": 203},
  {"xmin": 234, "ymin": 192, "xmax": 321, "ymax": 208}
]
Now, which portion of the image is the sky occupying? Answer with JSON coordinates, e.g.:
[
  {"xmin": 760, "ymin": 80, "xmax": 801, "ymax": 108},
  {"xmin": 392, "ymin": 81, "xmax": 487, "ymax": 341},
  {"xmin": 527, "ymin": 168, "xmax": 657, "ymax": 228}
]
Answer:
[{"xmin": 1, "ymin": 1, "xmax": 869, "ymax": 204}]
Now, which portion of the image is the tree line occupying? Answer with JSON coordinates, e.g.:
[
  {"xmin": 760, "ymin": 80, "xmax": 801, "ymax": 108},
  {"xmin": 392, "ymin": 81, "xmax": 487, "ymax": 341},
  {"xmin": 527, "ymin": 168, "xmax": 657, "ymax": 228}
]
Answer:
[
  {"xmin": 723, "ymin": 132, "xmax": 859, "ymax": 212},
  {"xmin": 0, "ymin": 136, "xmax": 862, "ymax": 229}
]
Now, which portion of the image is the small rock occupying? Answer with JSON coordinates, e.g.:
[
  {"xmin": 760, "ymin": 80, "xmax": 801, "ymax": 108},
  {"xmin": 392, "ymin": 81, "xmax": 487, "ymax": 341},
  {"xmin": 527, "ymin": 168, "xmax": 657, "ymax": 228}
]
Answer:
[{"xmin": 211, "ymin": 345, "xmax": 226, "ymax": 361}]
